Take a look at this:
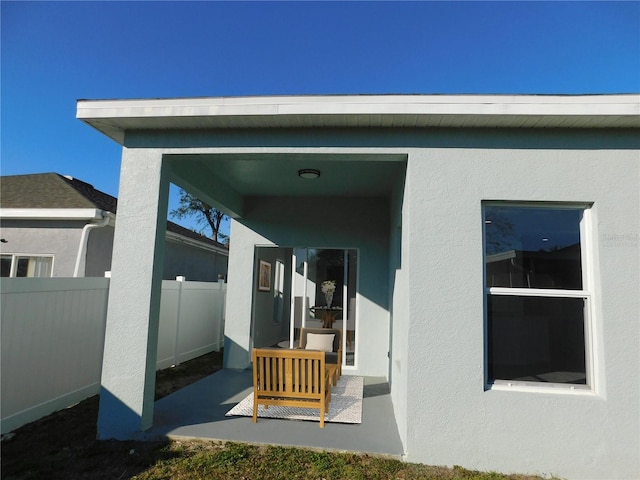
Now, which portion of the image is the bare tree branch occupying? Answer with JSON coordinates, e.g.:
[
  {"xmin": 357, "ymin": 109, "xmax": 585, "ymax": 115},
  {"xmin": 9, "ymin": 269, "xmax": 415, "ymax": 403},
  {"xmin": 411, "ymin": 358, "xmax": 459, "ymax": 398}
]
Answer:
[{"xmin": 170, "ymin": 189, "xmax": 229, "ymax": 244}]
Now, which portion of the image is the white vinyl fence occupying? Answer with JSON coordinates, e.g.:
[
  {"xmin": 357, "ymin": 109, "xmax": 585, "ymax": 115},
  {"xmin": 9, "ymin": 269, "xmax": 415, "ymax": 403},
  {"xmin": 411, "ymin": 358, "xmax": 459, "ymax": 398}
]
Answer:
[
  {"xmin": 0, "ymin": 277, "xmax": 226, "ymax": 434},
  {"xmin": 156, "ymin": 279, "xmax": 226, "ymax": 370}
]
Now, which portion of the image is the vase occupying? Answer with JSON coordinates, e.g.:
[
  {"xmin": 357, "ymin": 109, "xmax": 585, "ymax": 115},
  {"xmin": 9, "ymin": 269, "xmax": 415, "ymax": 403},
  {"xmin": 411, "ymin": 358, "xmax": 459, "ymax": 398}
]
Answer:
[{"xmin": 325, "ymin": 293, "xmax": 333, "ymax": 308}]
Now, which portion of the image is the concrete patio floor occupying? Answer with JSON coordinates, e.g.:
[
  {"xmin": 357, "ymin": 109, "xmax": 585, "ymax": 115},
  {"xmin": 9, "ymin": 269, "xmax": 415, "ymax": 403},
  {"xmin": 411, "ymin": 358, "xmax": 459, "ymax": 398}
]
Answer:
[{"xmin": 147, "ymin": 369, "xmax": 404, "ymax": 458}]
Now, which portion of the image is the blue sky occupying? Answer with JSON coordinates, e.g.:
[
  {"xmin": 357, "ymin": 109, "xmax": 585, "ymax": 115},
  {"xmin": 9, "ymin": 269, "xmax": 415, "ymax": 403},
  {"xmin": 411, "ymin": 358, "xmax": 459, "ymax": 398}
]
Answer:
[{"xmin": 2, "ymin": 1, "xmax": 639, "ymax": 236}]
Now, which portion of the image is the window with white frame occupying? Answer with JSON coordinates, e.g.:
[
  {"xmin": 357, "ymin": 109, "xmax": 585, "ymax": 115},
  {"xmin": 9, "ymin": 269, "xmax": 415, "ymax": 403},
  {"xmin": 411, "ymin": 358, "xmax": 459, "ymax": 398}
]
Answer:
[
  {"xmin": 0, "ymin": 254, "xmax": 54, "ymax": 277},
  {"xmin": 483, "ymin": 203, "xmax": 592, "ymax": 388}
]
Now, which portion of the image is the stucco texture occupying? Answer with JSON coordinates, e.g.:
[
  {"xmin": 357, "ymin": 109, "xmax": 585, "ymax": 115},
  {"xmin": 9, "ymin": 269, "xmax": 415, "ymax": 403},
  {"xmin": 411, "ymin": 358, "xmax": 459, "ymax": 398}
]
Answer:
[{"xmin": 401, "ymin": 146, "xmax": 639, "ymax": 480}]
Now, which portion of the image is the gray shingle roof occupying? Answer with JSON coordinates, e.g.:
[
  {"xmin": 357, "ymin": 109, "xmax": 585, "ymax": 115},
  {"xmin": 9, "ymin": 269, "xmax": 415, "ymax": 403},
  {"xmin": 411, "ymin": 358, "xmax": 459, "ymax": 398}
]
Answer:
[{"xmin": 0, "ymin": 173, "xmax": 107, "ymax": 209}]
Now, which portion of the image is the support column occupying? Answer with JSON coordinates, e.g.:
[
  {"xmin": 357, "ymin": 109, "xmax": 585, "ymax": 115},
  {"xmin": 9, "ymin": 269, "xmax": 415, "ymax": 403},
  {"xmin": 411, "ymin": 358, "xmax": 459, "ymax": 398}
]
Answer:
[
  {"xmin": 97, "ymin": 148, "xmax": 168, "ymax": 439},
  {"xmin": 223, "ymin": 221, "xmax": 258, "ymax": 370}
]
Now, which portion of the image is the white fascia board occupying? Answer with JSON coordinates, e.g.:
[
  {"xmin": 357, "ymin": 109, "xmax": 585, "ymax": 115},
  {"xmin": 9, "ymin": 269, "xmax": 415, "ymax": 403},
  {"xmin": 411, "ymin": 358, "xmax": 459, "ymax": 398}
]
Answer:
[
  {"xmin": 77, "ymin": 94, "xmax": 640, "ymax": 120},
  {"xmin": 77, "ymin": 94, "xmax": 640, "ymax": 145},
  {"xmin": 0, "ymin": 208, "xmax": 104, "ymax": 221}
]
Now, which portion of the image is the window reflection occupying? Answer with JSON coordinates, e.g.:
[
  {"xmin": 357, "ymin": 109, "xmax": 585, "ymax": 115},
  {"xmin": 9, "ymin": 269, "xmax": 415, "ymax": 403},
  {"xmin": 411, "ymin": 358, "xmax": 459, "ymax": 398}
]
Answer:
[
  {"xmin": 488, "ymin": 295, "xmax": 586, "ymax": 384},
  {"xmin": 307, "ymin": 249, "xmax": 357, "ymax": 366},
  {"xmin": 485, "ymin": 207, "xmax": 582, "ymax": 289}
]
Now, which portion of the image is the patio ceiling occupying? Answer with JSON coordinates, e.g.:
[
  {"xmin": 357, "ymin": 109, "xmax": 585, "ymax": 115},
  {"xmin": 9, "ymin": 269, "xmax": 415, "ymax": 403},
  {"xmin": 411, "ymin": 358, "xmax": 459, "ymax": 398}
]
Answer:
[
  {"xmin": 167, "ymin": 153, "xmax": 406, "ymax": 197},
  {"xmin": 166, "ymin": 153, "xmax": 406, "ymax": 218}
]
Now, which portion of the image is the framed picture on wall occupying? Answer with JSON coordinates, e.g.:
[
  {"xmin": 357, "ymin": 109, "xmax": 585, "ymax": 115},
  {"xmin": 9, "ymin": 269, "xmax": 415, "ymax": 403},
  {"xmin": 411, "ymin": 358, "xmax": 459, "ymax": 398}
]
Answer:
[{"xmin": 258, "ymin": 260, "xmax": 272, "ymax": 291}]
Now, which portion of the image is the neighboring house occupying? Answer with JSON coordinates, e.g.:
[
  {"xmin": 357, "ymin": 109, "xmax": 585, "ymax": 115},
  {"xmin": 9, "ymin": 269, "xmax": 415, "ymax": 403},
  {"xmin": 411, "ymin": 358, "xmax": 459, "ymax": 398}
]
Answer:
[
  {"xmin": 0, "ymin": 173, "xmax": 228, "ymax": 280},
  {"xmin": 77, "ymin": 94, "xmax": 639, "ymax": 480}
]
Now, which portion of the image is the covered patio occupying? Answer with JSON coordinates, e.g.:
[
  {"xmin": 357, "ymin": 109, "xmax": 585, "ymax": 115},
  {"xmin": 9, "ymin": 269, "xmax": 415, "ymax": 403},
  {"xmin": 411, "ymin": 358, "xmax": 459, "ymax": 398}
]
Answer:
[{"xmin": 148, "ymin": 369, "xmax": 404, "ymax": 457}]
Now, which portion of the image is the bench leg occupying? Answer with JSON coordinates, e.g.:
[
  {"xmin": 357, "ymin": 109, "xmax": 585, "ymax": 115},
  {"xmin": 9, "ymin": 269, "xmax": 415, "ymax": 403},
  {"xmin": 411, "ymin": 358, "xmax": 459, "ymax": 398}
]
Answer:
[{"xmin": 252, "ymin": 395, "xmax": 258, "ymax": 423}]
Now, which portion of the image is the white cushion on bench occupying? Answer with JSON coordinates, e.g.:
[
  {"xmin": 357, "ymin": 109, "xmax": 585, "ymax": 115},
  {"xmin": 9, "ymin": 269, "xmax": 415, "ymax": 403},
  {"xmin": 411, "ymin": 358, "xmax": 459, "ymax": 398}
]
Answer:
[{"xmin": 305, "ymin": 333, "xmax": 335, "ymax": 352}]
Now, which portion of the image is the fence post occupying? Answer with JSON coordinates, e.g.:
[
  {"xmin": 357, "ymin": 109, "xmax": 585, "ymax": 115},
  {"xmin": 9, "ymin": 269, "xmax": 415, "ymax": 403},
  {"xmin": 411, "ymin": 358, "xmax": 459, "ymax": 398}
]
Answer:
[
  {"xmin": 174, "ymin": 276, "xmax": 186, "ymax": 366},
  {"xmin": 218, "ymin": 275, "xmax": 226, "ymax": 351}
]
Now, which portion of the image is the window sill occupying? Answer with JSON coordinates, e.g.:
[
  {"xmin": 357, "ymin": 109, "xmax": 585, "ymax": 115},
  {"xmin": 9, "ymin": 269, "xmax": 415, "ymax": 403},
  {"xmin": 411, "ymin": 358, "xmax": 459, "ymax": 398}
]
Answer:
[{"xmin": 487, "ymin": 381, "xmax": 595, "ymax": 396}]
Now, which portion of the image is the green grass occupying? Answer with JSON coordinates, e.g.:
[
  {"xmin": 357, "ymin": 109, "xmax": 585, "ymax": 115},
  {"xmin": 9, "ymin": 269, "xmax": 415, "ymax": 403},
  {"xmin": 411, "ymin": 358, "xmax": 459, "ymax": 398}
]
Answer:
[{"xmin": 131, "ymin": 441, "xmax": 557, "ymax": 480}]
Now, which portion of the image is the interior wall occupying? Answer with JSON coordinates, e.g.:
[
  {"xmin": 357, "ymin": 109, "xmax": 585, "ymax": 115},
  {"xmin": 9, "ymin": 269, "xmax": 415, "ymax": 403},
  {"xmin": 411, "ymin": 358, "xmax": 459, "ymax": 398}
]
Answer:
[{"xmin": 251, "ymin": 246, "xmax": 291, "ymax": 348}]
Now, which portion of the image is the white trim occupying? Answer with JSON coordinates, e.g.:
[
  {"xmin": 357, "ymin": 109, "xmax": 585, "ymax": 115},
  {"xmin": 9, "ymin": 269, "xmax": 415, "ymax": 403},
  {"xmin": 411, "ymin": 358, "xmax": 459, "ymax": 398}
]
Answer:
[
  {"xmin": 580, "ymin": 208, "xmax": 598, "ymax": 394},
  {"xmin": 0, "ymin": 208, "xmax": 103, "ymax": 220},
  {"xmin": 77, "ymin": 94, "xmax": 640, "ymax": 119},
  {"xmin": 0, "ymin": 253, "xmax": 55, "ymax": 278},
  {"xmin": 489, "ymin": 381, "xmax": 595, "ymax": 395},
  {"xmin": 487, "ymin": 287, "xmax": 591, "ymax": 298},
  {"xmin": 77, "ymin": 94, "xmax": 640, "ymax": 144},
  {"xmin": 482, "ymin": 202, "xmax": 595, "ymax": 391},
  {"xmin": 343, "ymin": 249, "xmax": 349, "ymax": 370},
  {"xmin": 289, "ymin": 251, "xmax": 297, "ymax": 348}
]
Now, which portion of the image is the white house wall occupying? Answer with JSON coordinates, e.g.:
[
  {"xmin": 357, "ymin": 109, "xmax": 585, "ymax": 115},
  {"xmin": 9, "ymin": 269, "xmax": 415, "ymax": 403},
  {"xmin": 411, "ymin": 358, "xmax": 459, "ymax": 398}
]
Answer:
[
  {"xmin": 0, "ymin": 220, "xmax": 86, "ymax": 277},
  {"xmin": 0, "ymin": 219, "xmax": 226, "ymax": 280},
  {"xmin": 401, "ymin": 145, "xmax": 639, "ymax": 479}
]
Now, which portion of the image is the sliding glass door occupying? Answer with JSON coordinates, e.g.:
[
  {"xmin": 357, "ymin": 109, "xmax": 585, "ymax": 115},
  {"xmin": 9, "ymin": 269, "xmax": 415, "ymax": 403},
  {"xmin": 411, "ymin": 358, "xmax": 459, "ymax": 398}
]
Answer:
[
  {"xmin": 290, "ymin": 248, "xmax": 357, "ymax": 367},
  {"xmin": 254, "ymin": 246, "xmax": 357, "ymax": 368}
]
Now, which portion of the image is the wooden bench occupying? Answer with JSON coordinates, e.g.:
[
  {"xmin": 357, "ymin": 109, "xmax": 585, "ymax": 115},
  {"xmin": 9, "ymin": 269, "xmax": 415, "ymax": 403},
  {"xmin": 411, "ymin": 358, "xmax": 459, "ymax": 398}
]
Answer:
[
  {"xmin": 298, "ymin": 327, "xmax": 343, "ymax": 385},
  {"xmin": 252, "ymin": 348, "xmax": 333, "ymax": 428}
]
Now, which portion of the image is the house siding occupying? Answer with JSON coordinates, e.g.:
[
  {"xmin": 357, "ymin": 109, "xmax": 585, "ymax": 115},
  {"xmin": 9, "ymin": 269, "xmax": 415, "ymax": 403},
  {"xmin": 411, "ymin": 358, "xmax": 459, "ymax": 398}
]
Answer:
[
  {"xmin": 402, "ymin": 144, "xmax": 639, "ymax": 479},
  {"xmin": 0, "ymin": 220, "xmax": 86, "ymax": 277},
  {"xmin": 0, "ymin": 220, "xmax": 227, "ymax": 280},
  {"xmin": 220, "ymin": 131, "xmax": 639, "ymax": 478}
]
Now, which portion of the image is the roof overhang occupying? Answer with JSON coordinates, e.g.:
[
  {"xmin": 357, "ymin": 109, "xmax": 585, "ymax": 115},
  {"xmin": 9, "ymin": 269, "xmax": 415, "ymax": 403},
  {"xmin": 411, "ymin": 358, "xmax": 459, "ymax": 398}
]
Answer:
[{"xmin": 77, "ymin": 94, "xmax": 640, "ymax": 145}]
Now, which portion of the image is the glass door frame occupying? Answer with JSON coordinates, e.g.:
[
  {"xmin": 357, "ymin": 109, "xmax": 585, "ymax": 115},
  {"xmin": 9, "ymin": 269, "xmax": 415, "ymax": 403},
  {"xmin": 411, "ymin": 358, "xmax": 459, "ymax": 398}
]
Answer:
[{"xmin": 286, "ymin": 247, "xmax": 358, "ymax": 371}]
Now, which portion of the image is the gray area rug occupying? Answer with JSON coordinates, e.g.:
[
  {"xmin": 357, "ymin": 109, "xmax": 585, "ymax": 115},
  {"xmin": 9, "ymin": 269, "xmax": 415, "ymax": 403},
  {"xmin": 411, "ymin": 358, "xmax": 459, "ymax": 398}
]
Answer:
[{"xmin": 226, "ymin": 375, "xmax": 363, "ymax": 424}]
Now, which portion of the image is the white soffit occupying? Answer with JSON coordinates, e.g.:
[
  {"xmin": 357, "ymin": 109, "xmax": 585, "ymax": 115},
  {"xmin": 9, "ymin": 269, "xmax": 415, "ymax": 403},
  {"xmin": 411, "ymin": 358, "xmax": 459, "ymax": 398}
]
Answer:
[{"xmin": 77, "ymin": 94, "xmax": 640, "ymax": 144}]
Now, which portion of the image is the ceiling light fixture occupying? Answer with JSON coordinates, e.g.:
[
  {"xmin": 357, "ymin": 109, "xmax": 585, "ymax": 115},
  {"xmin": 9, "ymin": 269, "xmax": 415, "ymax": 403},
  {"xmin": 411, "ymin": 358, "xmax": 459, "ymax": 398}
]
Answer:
[{"xmin": 298, "ymin": 169, "xmax": 321, "ymax": 179}]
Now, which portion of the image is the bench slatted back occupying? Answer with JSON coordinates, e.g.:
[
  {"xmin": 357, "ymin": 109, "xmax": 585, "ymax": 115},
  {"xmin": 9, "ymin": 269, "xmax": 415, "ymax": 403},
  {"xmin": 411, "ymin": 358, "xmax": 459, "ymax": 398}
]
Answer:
[
  {"xmin": 253, "ymin": 348, "xmax": 325, "ymax": 399},
  {"xmin": 251, "ymin": 348, "xmax": 332, "ymax": 427}
]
